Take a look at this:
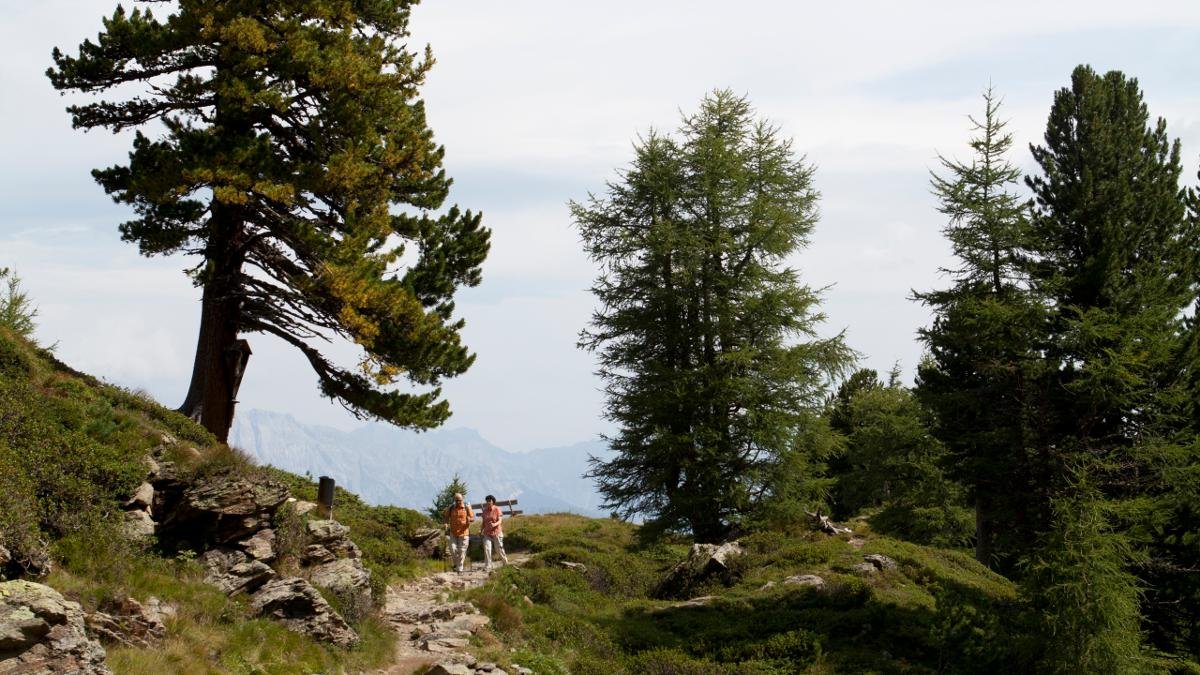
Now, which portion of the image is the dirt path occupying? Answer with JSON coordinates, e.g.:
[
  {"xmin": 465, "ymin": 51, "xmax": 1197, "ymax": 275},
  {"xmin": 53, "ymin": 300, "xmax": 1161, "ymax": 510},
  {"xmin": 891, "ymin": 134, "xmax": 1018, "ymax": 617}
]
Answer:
[{"xmin": 370, "ymin": 555, "xmax": 530, "ymax": 675}]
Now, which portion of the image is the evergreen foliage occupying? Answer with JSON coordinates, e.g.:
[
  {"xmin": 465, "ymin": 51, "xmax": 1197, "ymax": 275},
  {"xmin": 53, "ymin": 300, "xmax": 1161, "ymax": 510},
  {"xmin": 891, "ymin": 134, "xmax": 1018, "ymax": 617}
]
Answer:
[
  {"xmin": 827, "ymin": 368, "xmax": 972, "ymax": 547},
  {"xmin": 913, "ymin": 88, "xmax": 1045, "ymax": 569},
  {"xmin": 1022, "ymin": 480, "xmax": 1144, "ymax": 674},
  {"xmin": 573, "ymin": 91, "xmax": 854, "ymax": 542},
  {"xmin": 428, "ymin": 473, "xmax": 469, "ymax": 521},
  {"xmin": 0, "ymin": 268, "xmax": 38, "ymax": 340},
  {"xmin": 1026, "ymin": 66, "xmax": 1199, "ymax": 659},
  {"xmin": 47, "ymin": 0, "xmax": 489, "ymax": 441}
]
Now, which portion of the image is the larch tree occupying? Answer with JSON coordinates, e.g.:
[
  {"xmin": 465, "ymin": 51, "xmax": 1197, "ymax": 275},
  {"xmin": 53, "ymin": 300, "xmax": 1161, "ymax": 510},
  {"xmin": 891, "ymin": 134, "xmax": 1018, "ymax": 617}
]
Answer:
[
  {"xmin": 573, "ymin": 90, "xmax": 853, "ymax": 543},
  {"xmin": 47, "ymin": 1, "xmax": 489, "ymax": 442},
  {"xmin": 1025, "ymin": 65, "xmax": 1200, "ymax": 661},
  {"xmin": 913, "ymin": 88, "xmax": 1046, "ymax": 569}
]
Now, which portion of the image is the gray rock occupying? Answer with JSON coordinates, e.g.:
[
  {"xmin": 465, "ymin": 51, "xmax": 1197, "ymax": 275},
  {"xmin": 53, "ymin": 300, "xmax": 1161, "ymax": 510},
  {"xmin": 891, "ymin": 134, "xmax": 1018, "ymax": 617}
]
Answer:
[
  {"xmin": 864, "ymin": 554, "xmax": 897, "ymax": 571},
  {"xmin": 124, "ymin": 483, "xmax": 155, "ymax": 512},
  {"xmin": 305, "ymin": 520, "xmax": 350, "ymax": 544},
  {"xmin": 851, "ymin": 562, "xmax": 878, "ymax": 575},
  {"xmin": 0, "ymin": 545, "xmax": 11, "ymax": 569},
  {"xmin": 0, "ymin": 580, "xmax": 110, "ymax": 674},
  {"xmin": 302, "ymin": 545, "xmax": 336, "ymax": 566},
  {"xmin": 200, "ymin": 548, "xmax": 276, "ymax": 595},
  {"xmin": 122, "ymin": 510, "xmax": 156, "ymax": 539},
  {"xmin": 292, "ymin": 500, "xmax": 318, "ymax": 517},
  {"xmin": 560, "ymin": 561, "xmax": 587, "ymax": 573},
  {"xmin": 782, "ymin": 574, "xmax": 826, "ymax": 588},
  {"xmin": 655, "ymin": 540, "xmax": 744, "ymax": 598},
  {"xmin": 159, "ymin": 474, "xmax": 289, "ymax": 544},
  {"xmin": 240, "ymin": 529, "xmax": 277, "ymax": 562},
  {"xmin": 84, "ymin": 597, "xmax": 166, "ymax": 648},
  {"xmin": 308, "ymin": 558, "xmax": 371, "ymax": 607},
  {"xmin": 420, "ymin": 635, "xmax": 470, "ymax": 652},
  {"xmin": 408, "ymin": 527, "xmax": 443, "ymax": 558},
  {"xmin": 250, "ymin": 577, "xmax": 358, "ymax": 648},
  {"xmin": 426, "ymin": 663, "xmax": 473, "ymax": 675}
]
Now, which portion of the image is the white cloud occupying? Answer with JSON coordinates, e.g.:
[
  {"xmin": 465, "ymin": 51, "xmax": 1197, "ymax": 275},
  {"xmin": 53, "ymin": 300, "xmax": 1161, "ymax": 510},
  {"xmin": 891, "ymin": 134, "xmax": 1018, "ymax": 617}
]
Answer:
[{"xmin": 4, "ymin": 0, "xmax": 1200, "ymax": 451}]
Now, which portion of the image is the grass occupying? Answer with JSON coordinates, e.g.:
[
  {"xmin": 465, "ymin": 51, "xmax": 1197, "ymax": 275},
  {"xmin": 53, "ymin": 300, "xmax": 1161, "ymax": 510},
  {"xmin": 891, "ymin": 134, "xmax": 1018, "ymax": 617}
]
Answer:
[
  {"xmin": 463, "ymin": 513, "xmax": 1027, "ymax": 674},
  {"xmin": 0, "ymin": 326, "xmax": 401, "ymax": 673}
]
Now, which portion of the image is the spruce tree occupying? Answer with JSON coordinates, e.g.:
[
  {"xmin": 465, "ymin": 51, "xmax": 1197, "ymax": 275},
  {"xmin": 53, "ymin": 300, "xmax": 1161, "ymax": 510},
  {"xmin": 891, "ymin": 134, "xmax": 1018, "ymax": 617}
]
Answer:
[
  {"xmin": 914, "ymin": 89, "xmax": 1044, "ymax": 568},
  {"xmin": 573, "ymin": 91, "xmax": 853, "ymax": 542},
  {"xmin": 1026, "ymin": 65, "xmax": 1199, "ymax": 661},
  {"xmin": 47, "ymin": 1, "xmax": 489, "ymax": 442}
]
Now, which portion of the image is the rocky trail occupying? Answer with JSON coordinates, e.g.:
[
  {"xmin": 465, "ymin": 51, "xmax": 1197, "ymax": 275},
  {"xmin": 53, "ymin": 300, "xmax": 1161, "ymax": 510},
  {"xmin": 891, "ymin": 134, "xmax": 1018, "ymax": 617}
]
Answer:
[{"xmin": 374, "ymin": 554, "xmax": 531, "ymax": 675}]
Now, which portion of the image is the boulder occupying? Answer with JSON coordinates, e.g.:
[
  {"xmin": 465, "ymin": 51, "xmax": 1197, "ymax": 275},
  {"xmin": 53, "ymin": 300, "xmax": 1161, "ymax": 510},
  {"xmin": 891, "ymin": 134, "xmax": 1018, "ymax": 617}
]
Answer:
[
  {"xmin": 0, "ymin": 580, "xmax": 110, "ymax": 674},
  {"xmin": 249, "ymin": 578, "xmax": 359, "ymax": 648},
  {"xmin": 407, "ymin": 527, "xmax": 443, "ymax": 558},
  {"xmin": 239, "ymin": 529, "xmax": 276, "ymax": 562},
  {"xmin": 84, "ymin": 597, "xmax": 166, "ymax": 648},
  {"xmin": 308, "ymin": 558, "xmax": 371, "ymax": 607},
  {"xmin": 302, "ymin": 545, "xmax": 336, "ymax": 566},
  {"xmin": 782, "ymin": 574, "xmax": 826, "ymax": 588},
  {"xmin": 292, "ymin": 500, "xmax": 318, "ymax": 517},
  {"xmin": 200, "ymin": 548, "xmax": 276, "ymax": 595},
  {"xmin": 654, "ymin": 540, "xmax": 743, "ymax": 599},
  {"xmin": 158, "ymin": 474, "xmax": 289, "ymax": 545},
  {"xmin": 305, "ymin": 520, "xmax": 350, "ymax": 545},
  {"xmin": 0, "ymin": 545, "xmax": 10, "ymax": 570},
  {"xmin": 851, "ymin": 562, "xmax": 878, "ymax": 575},
  {"xmin": 124, "ymin": 483, "xmax": 155, "ymax": 512},
  {"xmin": 122, "ymin": 510, "xmax": 156, "ymax": 540},
  {"xmin": 864, "ymin": 554, "xmax": 897, "ymax": 571}
]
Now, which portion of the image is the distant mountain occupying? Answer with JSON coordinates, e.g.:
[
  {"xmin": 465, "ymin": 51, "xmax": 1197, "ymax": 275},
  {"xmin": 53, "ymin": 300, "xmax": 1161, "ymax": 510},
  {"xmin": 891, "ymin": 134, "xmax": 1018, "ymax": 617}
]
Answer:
[{"xmin": 228, "ymin": 409, "xmax": 613, "ymax": 516}]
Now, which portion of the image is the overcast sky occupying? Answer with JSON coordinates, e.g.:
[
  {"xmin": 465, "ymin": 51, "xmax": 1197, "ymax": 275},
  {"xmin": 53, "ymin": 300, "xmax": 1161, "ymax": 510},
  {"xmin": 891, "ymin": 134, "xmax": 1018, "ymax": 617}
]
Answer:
[{"xmin": 3, "ymin": 1, "xmax": 1200, "ymax": 451}]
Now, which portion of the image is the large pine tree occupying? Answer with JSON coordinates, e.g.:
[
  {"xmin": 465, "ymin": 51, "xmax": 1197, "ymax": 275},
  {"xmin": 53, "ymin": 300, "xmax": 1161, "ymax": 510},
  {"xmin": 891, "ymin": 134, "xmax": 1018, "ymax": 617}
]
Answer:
[
  {"xmin": 914, "ymin": 89, "xmax": 1045, "ymax": 569},
  {"xmin": 1026, "ymin": 65, "xmax": 1199, "ymax": 662},
  {"xmin": 573, "ymin": 91, "xmax": 853, "ymax": 542},
  {"xmin": 47, "ymin": 1, "xmax": 489, "ymax": 441}
]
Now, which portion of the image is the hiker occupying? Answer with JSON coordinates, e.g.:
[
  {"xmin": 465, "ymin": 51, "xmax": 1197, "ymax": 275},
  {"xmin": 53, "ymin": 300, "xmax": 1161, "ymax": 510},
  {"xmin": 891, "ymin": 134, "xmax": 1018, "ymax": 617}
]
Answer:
[
  {"xmin": 480, "ymin": 494, "xmax": 509, "ymax": 571},
  {"xmin": 443, "ymin": 492, "xmax": 474, "ymax": 573}
]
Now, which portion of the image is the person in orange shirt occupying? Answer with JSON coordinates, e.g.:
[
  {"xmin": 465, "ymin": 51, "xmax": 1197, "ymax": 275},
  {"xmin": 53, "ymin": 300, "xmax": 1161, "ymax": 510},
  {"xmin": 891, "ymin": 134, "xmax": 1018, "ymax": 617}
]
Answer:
[
  {"xmin": 443, "ymin": 492, "xmax": 474, "ymax": 573},
  {"xmin": 480, "ymin": 495, "xmax": 510, "ymax": 571}
]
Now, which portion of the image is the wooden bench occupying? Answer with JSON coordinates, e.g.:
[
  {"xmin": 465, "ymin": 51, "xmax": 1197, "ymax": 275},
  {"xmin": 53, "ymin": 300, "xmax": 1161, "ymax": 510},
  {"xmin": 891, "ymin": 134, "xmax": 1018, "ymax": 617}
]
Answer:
[{"xmin": 471, "ymin": 498, "xmax": 523, "ymax": 516}]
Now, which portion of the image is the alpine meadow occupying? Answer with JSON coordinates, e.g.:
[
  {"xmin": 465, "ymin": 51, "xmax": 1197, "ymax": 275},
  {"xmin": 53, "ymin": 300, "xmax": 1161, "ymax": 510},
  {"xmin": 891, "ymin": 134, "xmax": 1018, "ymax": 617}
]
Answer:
[{"xmin": 3, "ymin": 2, "xmax": 1200, "ymax": 673}]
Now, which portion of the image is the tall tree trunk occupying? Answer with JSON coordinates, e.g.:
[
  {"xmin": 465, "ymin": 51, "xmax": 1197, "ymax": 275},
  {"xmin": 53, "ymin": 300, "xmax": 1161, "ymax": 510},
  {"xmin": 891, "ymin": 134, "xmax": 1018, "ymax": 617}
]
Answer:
[
  {"xmin": 975, "ymin": 491, "xmax": 994, "ymax": 566},
  {"xmin": 177, "ymin": 202, "xmax": 247, "ymax": 443}
]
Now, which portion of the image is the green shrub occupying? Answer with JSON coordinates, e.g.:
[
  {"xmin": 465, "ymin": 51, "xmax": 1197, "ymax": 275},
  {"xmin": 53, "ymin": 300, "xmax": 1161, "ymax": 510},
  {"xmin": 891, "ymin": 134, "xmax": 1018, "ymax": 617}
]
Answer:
[{"xmin": 626, "ymin": 647, "xmax": 726, "ymax": 675}]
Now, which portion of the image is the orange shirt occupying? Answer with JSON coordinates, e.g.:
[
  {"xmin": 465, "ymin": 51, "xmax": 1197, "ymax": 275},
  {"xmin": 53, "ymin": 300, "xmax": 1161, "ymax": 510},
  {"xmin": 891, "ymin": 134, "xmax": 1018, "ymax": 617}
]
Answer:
[
  {"xmin": 481, "ymin": 504, "xmax": 503, "ymax": 536},
  {"xmin": 445, "ymin": 504, "xmax": 474, "ymax": 537}
]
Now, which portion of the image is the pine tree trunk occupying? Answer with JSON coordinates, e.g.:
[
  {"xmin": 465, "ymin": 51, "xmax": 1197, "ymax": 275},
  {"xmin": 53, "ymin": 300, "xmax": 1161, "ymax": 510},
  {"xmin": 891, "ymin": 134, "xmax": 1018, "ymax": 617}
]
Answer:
[
  {"xmin": 975, "ymin": 492, "xmax": 994, "ymax": 566},
  {"xmin": 177, "ymin": 203, "xmax": 246, "ymax": 443}
]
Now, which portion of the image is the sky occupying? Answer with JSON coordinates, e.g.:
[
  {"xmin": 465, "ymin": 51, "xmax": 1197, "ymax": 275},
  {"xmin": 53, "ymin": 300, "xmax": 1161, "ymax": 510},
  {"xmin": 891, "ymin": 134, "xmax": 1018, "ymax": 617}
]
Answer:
[{"xmin": 3, "ymin": 1, "xmax": 1200, "ymax": 452}]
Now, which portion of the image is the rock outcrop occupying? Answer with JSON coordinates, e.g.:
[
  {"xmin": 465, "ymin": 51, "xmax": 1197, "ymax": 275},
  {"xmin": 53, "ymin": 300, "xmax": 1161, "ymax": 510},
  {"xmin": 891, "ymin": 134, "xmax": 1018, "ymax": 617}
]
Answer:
[
  {"xmin": 84, "ymin": 597, "xmax": 167, "ymax": 649},
  {"xmin": 0, "ymin": 580, "xmax": 110, "ymax": 674},
  {"xmin": 200, "ymin": 548, "xmax": 277, "ymax": 595},
  {"xmin": 159, "ymin": 474, "xmax": 289, "ymax": 546},
  {"xmin": 249, "ymin": 578, "xmax": 359, "ymax": 648},
  {"xmin": 655, "ymin": 541, "xmax": 744, "ymax": 599}
]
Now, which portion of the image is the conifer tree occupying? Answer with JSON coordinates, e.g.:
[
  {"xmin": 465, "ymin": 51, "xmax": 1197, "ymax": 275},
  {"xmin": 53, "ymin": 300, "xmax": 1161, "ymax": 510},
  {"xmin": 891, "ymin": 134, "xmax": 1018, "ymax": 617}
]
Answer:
[
  {"xmin": 574, "ymin": 91, "xmax": 853, "ymax": 542},
  {"xmin": 914, "ymin": 89, "xmax": 1044, "ymax": 568},
  {"xmin": 47, "ymin": 1, "xmax": 489, "ymax": 442},
  {"xmin": 1026, "ymin": 65, "xmax": 1199, "ymax": 660},
  {"xmin": 1023, "ymin": 478, "xmax": 1144, "ymax": 674}
]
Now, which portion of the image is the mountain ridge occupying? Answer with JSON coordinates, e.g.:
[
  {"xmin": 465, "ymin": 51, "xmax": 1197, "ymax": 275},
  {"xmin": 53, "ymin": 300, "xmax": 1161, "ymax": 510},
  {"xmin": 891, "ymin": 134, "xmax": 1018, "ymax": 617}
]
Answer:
[{"xmin": 228, "ymin": 409, "xmax": 612, "ymax": 516}]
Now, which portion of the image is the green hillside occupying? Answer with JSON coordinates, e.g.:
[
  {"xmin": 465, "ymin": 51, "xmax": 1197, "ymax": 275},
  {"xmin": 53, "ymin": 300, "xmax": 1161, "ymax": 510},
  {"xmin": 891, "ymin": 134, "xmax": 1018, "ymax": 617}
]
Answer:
[
  {"xmin": 0, "ymin": 325, "xmax": 423, "ymax": 672},
  {"xmin": 5, "ymin": 323, "xmax": 1168, "ymax": 673},
  {"xmin": 456, "ymin": 514, "xmax": 1024, "ymax": 674}
]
